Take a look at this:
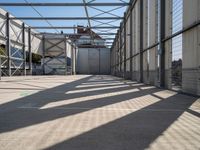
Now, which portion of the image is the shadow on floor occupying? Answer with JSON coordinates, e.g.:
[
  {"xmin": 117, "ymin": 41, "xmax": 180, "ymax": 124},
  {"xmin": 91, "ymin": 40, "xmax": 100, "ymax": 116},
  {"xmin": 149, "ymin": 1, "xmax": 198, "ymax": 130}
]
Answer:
[
  {"xmin": 0, "ymin": 75, "xmax": 199, "ymax": 150},
  {"xmin": 45, "ymin": 93, "xmax": 199, "ymax": 150}
]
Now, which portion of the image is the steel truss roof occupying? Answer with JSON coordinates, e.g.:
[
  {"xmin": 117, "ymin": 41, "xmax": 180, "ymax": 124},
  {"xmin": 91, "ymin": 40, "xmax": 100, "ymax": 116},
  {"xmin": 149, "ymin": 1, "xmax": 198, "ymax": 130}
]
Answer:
[{"xmin": 0, "ymin": 0, "xmax": 131, "ymax": 47}]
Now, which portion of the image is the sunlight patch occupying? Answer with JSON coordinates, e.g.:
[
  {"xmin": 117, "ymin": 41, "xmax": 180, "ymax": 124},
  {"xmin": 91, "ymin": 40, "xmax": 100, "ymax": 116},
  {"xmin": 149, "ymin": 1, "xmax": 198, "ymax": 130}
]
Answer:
[
  {"xmin": 146, "ymin": 111, "xmax": 200, "ymax": 150},
  {"xmin": 153, "ymin": 90, "xmax": 177, "ymax": 99},
  {"xmin": 66, "ymin": 84, "xmax": 130, "ymax": 94},
  {"xmin": 4, "ymin": 93, "xmax": 162, "ymax": 150},
  {"xmin": 41, "ymin": 88, "xmax": 139, "ymax": 109}
]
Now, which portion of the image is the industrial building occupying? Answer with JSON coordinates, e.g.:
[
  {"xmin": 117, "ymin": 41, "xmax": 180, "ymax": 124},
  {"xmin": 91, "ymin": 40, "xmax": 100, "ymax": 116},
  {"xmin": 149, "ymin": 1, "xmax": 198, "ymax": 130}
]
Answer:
[
  {"xmin": 71, "ymin": 26, "xmax": 110, "ymax": 74},
  {"xmin": 0, "ymin": 0, "xmax": 199, "ymax": 150}
]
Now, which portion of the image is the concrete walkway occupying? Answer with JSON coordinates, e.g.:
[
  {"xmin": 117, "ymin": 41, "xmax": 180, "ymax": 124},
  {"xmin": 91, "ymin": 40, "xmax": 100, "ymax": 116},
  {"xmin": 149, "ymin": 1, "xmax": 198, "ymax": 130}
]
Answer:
[{"xmin": 0, "ymin": 75, "xmax": 199, "ymax": 150}]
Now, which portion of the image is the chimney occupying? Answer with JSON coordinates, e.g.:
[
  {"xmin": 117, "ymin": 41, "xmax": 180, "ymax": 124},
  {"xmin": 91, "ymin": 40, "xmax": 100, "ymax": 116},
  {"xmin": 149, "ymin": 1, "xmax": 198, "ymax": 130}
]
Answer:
[{"xmin": 77, "ymin": 25, "xmax": 84, "ymax": 33}]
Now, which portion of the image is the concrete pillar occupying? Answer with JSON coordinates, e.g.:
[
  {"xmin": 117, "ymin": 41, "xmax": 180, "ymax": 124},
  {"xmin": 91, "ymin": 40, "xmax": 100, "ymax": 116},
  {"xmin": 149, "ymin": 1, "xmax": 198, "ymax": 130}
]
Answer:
[
  {"xmin": 148, "ymin": 0, "xmax": 157, "ymax": 85},
  {"xmin": 182, "ymin": 0, "xmax": 200, "ymax": 95},
  {"xmin": 164, "ymin": 0, "xmax": 173, "ymax": 89},
  {"xmin": 143, "ymin": 0, "xmax": 148, "ymax": 83},
  {"xmin": 134, "ymin": 0, "xmax": 140, "ymax": 81}
]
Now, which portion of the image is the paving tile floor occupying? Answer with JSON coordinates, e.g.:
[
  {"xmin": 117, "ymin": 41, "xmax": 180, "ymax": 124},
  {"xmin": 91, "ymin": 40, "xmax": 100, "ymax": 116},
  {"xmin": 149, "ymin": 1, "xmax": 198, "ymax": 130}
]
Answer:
[{"xmin": 0, "ymin": 75, "xmax": 199, "ymax": 150}]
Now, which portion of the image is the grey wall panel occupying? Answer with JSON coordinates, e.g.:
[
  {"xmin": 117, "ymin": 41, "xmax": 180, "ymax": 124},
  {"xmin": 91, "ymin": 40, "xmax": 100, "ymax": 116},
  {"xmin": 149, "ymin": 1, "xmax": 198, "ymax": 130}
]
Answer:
[
  {"xmin": 100, "ymin": 49, "xmax": 110, "ymax": 74},
  {"xmin": 88, "ymin": 48, "xmax": 99, "ymax": 74},
  {"xmin": 77, "ymin": 48, "xmax": 89, "ymax": 74},
  {"xmin": 77, "ymin": 48, "xmax": 110, "ymax": 75}
]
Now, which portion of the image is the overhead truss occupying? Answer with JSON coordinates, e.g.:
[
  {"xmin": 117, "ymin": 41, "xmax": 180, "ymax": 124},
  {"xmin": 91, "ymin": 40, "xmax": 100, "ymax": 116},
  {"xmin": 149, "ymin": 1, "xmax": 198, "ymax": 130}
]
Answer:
[
  {"xmin": 0, "ymin": 0, "xmax": 130, "ymax": 46},
  {"xmin": 0, "ymin": 0, "xmax": 131, "ymax": 77}
]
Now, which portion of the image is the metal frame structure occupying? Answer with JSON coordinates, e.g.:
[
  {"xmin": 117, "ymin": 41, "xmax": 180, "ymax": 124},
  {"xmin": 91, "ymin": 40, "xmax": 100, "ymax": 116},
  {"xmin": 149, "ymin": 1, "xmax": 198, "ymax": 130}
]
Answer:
[
  {"xmin": 0, "ymin": 12, "xmax": 28, "ymax": 77},
  {"xmin": 110, "ymin": 0, "xmax": 200, "ymax": 88},
  {"xmin": 1, "ymin": 0, "xmax": 199, "ymax": 85},
  {"xmin": 0, "ymin": 0, "xmax": 129, "ymax": 77},
  {"xmin": 43, "ymin": 36, "xmax": 67, "ymax": 75},
  {"xmin": 1, "ymin": 0, "xmax": 199, "ymax": 95},
  {"xmin": 0, "ymin": 1, "xmax": 129, "ymax": 46},
  {"xmin": 0, "ymin": 3, "xmax": 130, "ymax": 7}
]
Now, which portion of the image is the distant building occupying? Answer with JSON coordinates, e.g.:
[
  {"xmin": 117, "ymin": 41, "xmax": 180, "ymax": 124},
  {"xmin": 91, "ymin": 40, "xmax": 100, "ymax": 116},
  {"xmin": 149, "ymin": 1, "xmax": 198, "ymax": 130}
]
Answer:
[
  {"xmin": 69, "ymin": 26, "xmax": 110, "ymax": 75},
  {"xmin": 69, "ymin": 26, "xmax": 106, "ymax": 48}
]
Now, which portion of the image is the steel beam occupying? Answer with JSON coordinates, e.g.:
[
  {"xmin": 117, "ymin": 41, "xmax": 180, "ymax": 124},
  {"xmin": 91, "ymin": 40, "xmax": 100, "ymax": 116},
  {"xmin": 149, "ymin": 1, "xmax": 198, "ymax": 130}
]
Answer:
[
  {"xmin": 0, "ymin": 3, "xmax": 130, "ymax": 7},
  {"xmin": 83, "ymin": 0, "xmax": 92, "ymax": 29},
  {"xmin": 28, "ymin": 28, "xmax": 32, "ymax": 75},
  {"xmin": 82, "ymin": 0, "xmax": 94, "ymax": 44},
  {"xmin": 35, "ymin": 33, "xmax": 116, "ymax": 36},
  {"xmin": 29, "ymin": 26, "xmax": 119, "ymax": 29},
  {"xmin": 46, "ymin": 40, "xmax": 65, "ymax": 51},
  {"xmin": 6, "ymin": 12, "xmax": 11, "ymax": 76},
  {"xmin": 159, "ymin": 0, "xmax": 165, "ymax": 87},
  {"xmin": 10, "ymin": 17, "xmax": 123, "ymax": 20},
  {"xmin": 45, "ymin": 39, "xmax": 64, "ymax": 51},
  {"xmin": 22, "ymin": 23, "xmax": 26, "ymax": 75},
  {"xmin": 139, "ymin": 0, "xmax": 143, "ymax": 83}
]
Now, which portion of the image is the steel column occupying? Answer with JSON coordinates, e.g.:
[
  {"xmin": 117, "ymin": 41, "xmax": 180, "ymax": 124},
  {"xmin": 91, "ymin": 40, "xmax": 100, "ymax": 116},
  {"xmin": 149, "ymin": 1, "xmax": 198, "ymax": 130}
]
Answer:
[
  {"xmin": 64, "ymin": 37, "xmax": 68, "ymax": 75},
  {"xmin": 0, "ymin": 56, "xmax": 1, "ymax": 79},
  {"xmin": 6, "ymin": 13, "xmax": 11, "ymax": 76},
  {"xmin": 28, "ymin": 28, "xmax": 32, "ymax": 75},
  {"xmin": 139, "ymin": 0, "xmax": 143, "ymax": 82},
  {"xmin": 130, "ymin": 8, "xmax": 133, "ymax": 80},
  {"xmin": 119, "ymin": 23, "xmax": 122, "ymax": 75},
  {"xmin": 159, "ymin": 0, "xmax": 165, "ymax": 87},
  {"xmin": 22, "ymin": 23, "xmax": 26, "ymax": 75},
  {"xmin": 70, "ymin": 45, "xmax": 73, "ymax": 75},
  {"xmin": 118, "ymin": 32, "xmax": 120, "ymax": 75},
  {"xmin": 123, "ymin": 12, "xmax": 127, "ymax": 78},
  {"xmin": 72, "ymin": 46, "xmax": 76, "ymax": 75},
  {"xmin": 42, "ymin": 35, "xmax": 45, "ymax": 75}
]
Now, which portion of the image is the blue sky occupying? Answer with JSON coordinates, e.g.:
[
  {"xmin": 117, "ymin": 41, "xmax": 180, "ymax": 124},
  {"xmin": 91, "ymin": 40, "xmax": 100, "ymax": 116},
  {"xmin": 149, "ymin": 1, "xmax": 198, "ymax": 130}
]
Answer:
[{"xmin": 0, "ymin": 0, "xmax": 128, "ymax": 41}]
